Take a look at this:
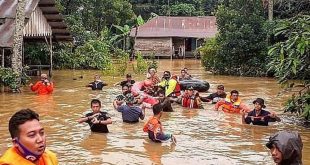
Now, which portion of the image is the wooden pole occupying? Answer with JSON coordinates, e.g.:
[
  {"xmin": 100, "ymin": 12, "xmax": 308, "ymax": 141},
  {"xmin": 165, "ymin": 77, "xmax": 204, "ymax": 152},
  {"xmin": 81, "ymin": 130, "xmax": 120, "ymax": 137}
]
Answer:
[
  {"xmin": 268, "ymin": 0, "xmax": 273, "ymax": 21},
  {"xmin": 1, "ymin": 48, "xmax": 4, "ymax": 67},
  {"xmin": 49, "ymin": 36, "xmax": 53, "ymax": 77}
]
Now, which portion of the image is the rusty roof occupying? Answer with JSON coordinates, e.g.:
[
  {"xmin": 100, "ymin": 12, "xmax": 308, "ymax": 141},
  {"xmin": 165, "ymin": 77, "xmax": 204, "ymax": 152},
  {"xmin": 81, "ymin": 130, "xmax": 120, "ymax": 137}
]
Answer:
[
  {"xmin": 130, "ymin": 16, "xmax": 218, "ymax": 38},
  {"xmin": 0, "ymin": 0, "xmax": 72, "ymax": 48}
]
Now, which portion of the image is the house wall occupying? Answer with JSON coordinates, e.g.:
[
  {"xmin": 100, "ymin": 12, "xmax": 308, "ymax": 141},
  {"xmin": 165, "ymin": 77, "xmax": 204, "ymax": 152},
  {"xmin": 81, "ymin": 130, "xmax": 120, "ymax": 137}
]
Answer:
[
  {"xmin": 134, "ymin": 37, "xmax": 172, "ymax": 57},
  {"xmin": 23, "ymin": 7, "xmax": 52, "ymax": 37}
]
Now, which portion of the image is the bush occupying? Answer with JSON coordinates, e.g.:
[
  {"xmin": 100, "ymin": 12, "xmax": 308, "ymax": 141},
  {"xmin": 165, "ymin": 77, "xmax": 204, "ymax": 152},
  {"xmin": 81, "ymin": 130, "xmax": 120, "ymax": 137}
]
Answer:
[
  {"xmin": 134, "ymin": 51, "xmax": 148, "ymax": 74},
  {"xmin": 0, "ymin": 67, "xmax": 30, "ymax": 92},
  {"xmin": 200, "ymin": 37, "xmax": 218, "ymax": 71}
]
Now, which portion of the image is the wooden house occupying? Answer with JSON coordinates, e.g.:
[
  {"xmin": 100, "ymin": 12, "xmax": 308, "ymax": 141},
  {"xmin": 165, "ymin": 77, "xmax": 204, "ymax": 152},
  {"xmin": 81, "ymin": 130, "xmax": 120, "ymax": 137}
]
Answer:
[
  {"xmin": 130, "ymin": 16, "xmax": 217, "ymax": 58},
  {"xmin": 0, "ymin": 0, "xmax": 72, "ymax": 75}
]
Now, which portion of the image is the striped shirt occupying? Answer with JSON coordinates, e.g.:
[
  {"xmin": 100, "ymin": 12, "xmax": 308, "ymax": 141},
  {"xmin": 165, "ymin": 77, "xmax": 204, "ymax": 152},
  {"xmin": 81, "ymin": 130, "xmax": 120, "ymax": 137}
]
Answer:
[{"xmin": 117, "ymin": 105, "xmax": 143, "ymax": 123}]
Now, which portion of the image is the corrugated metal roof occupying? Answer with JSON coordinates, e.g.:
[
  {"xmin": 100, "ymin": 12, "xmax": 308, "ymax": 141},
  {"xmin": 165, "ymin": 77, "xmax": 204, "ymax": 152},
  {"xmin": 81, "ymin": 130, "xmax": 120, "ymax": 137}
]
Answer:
[
  {"xmin": 0, "ymin": 0, "xmax": 72, "ymax": 48},
  {"xmin": 130, "ymin": 16, "xmax": 217, "ymax": 38}
]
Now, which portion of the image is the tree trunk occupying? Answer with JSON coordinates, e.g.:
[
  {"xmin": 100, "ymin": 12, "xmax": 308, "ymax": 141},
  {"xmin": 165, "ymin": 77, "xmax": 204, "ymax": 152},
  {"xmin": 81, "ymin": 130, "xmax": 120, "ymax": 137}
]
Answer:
[
  {"xmin": 12, "ymin": 0, "xmax": 26, "ymax": 84},
  {"xmin": 132, "ymin": 26, "xmax": 139, "ymax": 59},
  {"xmin": 268, "ymin": 0, "xmax": 273, "ymax": 21}
]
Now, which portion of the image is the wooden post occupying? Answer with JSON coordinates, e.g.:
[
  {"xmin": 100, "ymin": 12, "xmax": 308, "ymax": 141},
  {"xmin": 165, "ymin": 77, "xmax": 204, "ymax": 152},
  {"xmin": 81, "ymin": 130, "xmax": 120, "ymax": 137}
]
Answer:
[
  {"xmin": 49, "ymin": 36, "xmax": 53, "ymax": 77},
  {"xmin": 1, "ymin": 48, "xmax": 4, "ymax": 67},
  {"xmin": 268, "ymin": 0, "xmax": 273, "ymax": 21}
]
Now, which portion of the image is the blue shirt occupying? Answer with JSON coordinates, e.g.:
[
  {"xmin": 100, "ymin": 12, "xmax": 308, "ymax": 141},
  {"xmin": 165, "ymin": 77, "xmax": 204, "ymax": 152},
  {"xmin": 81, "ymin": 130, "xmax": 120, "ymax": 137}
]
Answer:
[
  {"xmin": 117, "ymin": 105, "xmax": 143, "ymax": 123},
  {"xmin": 245, "ymin": 109, "xmax": 276, "ymax": 126}
]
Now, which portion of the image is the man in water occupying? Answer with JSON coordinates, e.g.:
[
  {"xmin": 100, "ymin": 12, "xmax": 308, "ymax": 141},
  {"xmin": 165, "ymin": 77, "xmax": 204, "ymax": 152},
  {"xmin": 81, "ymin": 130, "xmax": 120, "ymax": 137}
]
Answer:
[
  {"xmin": 157, "ymin": 71, "xmax": 179, "ymax": 97},
  {"xmin": 114, "ymin": 85, "xmax": 131, "ymax": 106},
  {"xmin": 266, "ymin": 131, "xmax": 303, "ymax": 164},
  {"xmin": 29, "ymin": 73, "xmax": 54, "ymax": 95},
  {"xmin": 113, "ymin": 93, "xmax": 145, "ymax": 123},
  {"xmin": 143, "ymin": 103, "xmax": 176, "ymax": 144},
  {"xmin": 0, "ymin": 109, "xmax": 58, "ymax": 164},
  {"xmin": 242, "ymin": 98, "xmax": 281, "ymax": 126},
  {"xmin": 78, "ymin": 99, "xmax": 112, "ymax": 133},
  {"xmin": 175, "ymin": 86, "xmax": 202, "ymax": 109},
  {"xmin": 157, "ymin": 89, "xmax": 173, "ymax": 112},
  {"xmin": 200, "ymin": 85, "xmax": 227, "ymax": 104},
  {"xmin": 86, "ymin": 75, "xmax": 107, "ymax": 90},
  {"xmin": 215, "ymin": 90, "xmax": 250, "ymax": 113},
  {"xmin": 179, "ymin": 69, "xmax": 191, "ymax": 81},
  {"xmin": 114, "ymin": 74, "xmax": 135, "ymax": 88}
]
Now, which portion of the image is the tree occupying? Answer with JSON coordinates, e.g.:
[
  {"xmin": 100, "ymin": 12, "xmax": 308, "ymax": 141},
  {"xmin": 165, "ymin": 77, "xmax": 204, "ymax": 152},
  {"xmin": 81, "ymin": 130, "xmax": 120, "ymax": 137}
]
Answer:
[
  {"xmin": 111, "ymin": 24, "xmax": 131, "ymax": 51},
  {"xmin": 12, "ymin": 0, "xmax": 26, "ymax": 87},
  {"xmin": 211, "ymin": 0, "xmax": 267, "ymax": 76},
  {"xmin": 132, "ymin": 15, "xmax": 145, "ymax": 59},
  {"xmin": 268, "ymin": 15, "xmax": 310, "ymax": 121}
]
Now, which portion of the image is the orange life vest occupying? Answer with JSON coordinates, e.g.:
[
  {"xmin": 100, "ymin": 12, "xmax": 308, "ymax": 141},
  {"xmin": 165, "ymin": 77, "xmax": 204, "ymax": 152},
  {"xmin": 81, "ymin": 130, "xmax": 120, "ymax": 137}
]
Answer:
[
  {"xmin": 181, "ymin": 92, "xmax": 199, "ymax": 108},
  {"xmin": 222, "ymin": 95, "xmax": 242, "ymax": 113},
  {"xmin": 0, "ymin": 147, "xmax": 58, "ymax": 165},
  {"xmin": 143, "ymin": 116, "xmax": 162, "ymax": 134}
]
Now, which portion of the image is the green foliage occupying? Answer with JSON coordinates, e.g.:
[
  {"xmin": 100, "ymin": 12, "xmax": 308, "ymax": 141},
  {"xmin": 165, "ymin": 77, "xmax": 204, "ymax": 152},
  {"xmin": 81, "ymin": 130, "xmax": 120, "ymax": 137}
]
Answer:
[
  {"xmin": 170, "ymin": 3, "xmax": 197, "ymax": 16},
  {"xmin": 0, "ymin": 67, "xmax": 30, "ymax": 91},
  {"xmin": 24, "ymin": 43, "xmax": 49, "ymax": 65},
  {"xmin": 74, "ymin": 29, "xmax": 112, "ymax": 70},
  {"xmin": 273, "ymin": 0, "xmax": 310, "ymax": 19},
  {"xmin": 204, "ymin": 0, "xmax": 268, "ymax": 76},
  {"xmin": 130, "ymin": 0, "xmax": 213, "ymax": 18},
  {"xmin": 103, "ymin": 49, "xmax": 130, "ymax": 76},
  {"xmin": 267, "ymin": 15, "xmax": 310, "ymax": 83},
  {"xmin": 147, "ymin": 52, "xmax": 158, "ymax": 70},
  {"xmin": 200, "ymin": 37, "xmax": 219, "ymax": 70},
  {"xmin": 134, "ymin": 51, "xmax": 148, "ymax": 74},
  {"xmin": 284, "ymin": 86, "xmax": 310, "ymax": 121}
]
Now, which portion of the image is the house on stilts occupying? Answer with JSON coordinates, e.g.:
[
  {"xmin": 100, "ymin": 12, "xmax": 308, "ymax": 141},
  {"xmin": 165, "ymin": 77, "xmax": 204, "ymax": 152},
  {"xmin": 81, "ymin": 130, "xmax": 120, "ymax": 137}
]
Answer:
[{"xmin": 130, "ymin": 16, "xmax": 217, "ymax": 58}]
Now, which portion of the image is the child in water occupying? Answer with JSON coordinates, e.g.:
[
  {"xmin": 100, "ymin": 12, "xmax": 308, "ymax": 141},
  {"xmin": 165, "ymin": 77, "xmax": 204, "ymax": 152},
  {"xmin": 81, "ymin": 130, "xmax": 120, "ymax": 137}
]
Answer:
[{"xmin": 143, "ymin": 103, "xmax": 177, "ymax": 144}]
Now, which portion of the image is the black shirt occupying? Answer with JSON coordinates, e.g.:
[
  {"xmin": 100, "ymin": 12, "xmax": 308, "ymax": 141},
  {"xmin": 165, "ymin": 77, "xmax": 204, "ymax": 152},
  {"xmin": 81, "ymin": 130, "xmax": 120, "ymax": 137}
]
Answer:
[
  {"xmin": 245, "ymin": 109, "xmax": 276, "ymax": 126},
  {"xmin": 88, "ymin": 81, "xmax": 107, "ymax": 90},
  {"xmin": 120, "ymin": 80, "xmax": 135, "ymax": 87},
  {"xmin": 85, "ymin": 111, "xmax": 110, "ymax": 133},
  {"xmin": 201, "ymin": 92, "xmax": 227, "ymax": 103}
]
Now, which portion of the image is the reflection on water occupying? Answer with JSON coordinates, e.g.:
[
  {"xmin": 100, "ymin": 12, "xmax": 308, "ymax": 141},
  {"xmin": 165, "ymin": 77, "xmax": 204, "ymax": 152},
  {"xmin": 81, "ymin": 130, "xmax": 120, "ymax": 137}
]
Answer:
[{"xmin": 0, "ymin": 59, "xmax": 309, "ymax": 165}]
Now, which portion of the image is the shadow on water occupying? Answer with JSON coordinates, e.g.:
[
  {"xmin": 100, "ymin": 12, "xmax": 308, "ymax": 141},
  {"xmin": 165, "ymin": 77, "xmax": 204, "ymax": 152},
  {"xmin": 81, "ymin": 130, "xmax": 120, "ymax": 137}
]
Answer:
[{"xmin": 0, "ymin": 59, "xmax": 309, "ymax": 165}]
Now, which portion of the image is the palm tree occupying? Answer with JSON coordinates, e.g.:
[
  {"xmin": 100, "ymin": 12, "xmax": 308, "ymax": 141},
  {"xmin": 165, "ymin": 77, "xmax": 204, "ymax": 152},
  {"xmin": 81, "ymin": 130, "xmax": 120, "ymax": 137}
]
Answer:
[{"xmin": 111, "ymin": 24, "xmax": 131, "ymax": 51}]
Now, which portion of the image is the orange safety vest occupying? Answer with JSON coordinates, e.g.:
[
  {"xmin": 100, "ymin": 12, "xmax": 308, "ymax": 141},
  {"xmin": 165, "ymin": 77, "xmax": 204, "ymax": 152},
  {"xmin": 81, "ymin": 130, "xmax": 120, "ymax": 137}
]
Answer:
[
  {"xmin": 0, "ymin": 147, "xmax": 58, "ymax": 165},
  {"xmin": 222, "ymin": 96, "xmax": 242, "ymax": 113},
  {"xmin": 181, "ymin": 92, "xmax": 200, "ymax": 108},
  {"xmin": 143, "ymin": 116, "xmax": 162, "ymax": 134},
  {"xmin": 31, "ymin": 81, "xmax": 54, "ymax": 95}
]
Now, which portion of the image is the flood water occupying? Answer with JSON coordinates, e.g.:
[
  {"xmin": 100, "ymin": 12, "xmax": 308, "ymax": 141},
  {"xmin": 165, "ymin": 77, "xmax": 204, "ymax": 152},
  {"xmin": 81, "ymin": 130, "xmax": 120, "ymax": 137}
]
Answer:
[{"xmin": 0, "ymin": 59, "xmax": 309, "ymax": 165}]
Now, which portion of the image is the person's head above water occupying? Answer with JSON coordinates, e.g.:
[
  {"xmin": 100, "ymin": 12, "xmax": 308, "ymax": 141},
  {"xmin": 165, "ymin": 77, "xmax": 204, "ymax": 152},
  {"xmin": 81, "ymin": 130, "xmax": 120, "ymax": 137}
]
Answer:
[
  {"xmin": 153, "ymin": 103, "xmax": 163, "ymax": 117},
  {"xmin": 163, "ymin": 71, "xmax": 171, "ymax": 80},
  {"xmin": 230, "ymin": 90, "xmax": 239, "ymax": 102},
  {"xmin": 90, "ymin": 99, "xmax": 101, "ymax": 113},
  {"xmin": 9, "ymin": 109, "xmax": 46, "ymax": 162},
  {"xmin": 216, "ymin": 85, "xmax": 225, "ymax": 95},
  {"xmin": 253, "ymin": 98, "xmax": 266, "ymax": 110},
  {"xmin": 266, "ymin": 131, "xmax": 303, "ymax": 165},
  {"xmin": 40, "ymin": 74, "xmax": 48, "ymax": 81},
  {"xmin": 94, "ymin": 75, "xmax": 101, "ymax": 81}
]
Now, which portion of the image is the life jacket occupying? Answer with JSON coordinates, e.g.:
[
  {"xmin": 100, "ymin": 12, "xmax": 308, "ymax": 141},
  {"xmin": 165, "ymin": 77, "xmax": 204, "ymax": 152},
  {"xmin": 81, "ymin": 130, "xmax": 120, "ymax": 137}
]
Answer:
[
  {"xmin": 222, "ymin": 95, "xmax": 242, "ymax": 113},
  {"xmin": 0, "ymin": 147, "xmax": 58, "ymax": 165},
  {"xmin": 181, "ymin": 92, "xmax": 199, "ymax": 108},
  {"xmin": 143, "ymin": 116, "xmax": 162, "ymax": 134},
  {"xmin": 31, "ymin": 81, "xmax": 54, "ymax": 95}
]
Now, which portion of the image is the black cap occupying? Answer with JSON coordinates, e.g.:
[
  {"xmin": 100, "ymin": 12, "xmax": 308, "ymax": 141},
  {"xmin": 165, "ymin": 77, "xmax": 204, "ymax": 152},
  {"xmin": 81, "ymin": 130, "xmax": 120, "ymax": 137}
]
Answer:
[{"xmin": 253, "ymin": 98, "xmax": 266, "ymax": 108}]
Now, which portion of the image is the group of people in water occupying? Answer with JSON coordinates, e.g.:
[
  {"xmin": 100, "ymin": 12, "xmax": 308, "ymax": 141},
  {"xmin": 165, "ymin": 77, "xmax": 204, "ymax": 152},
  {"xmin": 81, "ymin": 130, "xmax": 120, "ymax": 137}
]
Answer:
[{"xmin": 0, "ymin": 67, "xmax": 304, "ymax": 165}]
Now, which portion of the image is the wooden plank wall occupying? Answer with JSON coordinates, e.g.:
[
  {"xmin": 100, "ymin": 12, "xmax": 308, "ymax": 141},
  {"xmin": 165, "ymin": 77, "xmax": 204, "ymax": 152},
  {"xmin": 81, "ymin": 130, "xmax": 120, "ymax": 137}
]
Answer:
[
  {"xmin": 134, "ymin": 37, "xmax": 172, "ymax": 57},
  {"xmin": 23, "ymin": 7, "xmax": 52, "ymax": 37}
]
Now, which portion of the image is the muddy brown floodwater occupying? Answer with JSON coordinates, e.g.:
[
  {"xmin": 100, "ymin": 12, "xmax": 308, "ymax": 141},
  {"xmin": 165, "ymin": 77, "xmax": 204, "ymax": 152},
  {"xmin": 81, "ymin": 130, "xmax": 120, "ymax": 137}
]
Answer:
[{"xmin": 0, "ymin": 59, "xmax": 309, "ymax": 165}]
